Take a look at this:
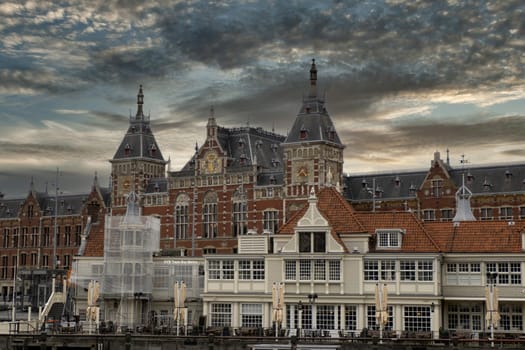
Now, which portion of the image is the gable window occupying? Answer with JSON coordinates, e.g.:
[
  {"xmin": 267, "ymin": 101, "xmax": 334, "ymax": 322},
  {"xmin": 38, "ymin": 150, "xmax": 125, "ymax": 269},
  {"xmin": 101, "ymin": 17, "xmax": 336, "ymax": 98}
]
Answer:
[
  {"xmin": 299, "ymin": 232, "xmax": 326, "ymax": 253},
  {"xmin": 431, "ymin": 179, "xmax": 443, "ymax": 197},
  {"xmin": 376, "ymin": 230, "xmax": 403, "ymax": 249}
]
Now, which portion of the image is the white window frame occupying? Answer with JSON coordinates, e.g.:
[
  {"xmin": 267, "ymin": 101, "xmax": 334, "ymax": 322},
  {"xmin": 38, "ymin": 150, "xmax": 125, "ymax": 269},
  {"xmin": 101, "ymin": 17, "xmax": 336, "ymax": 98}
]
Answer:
[{"xmin": 376, "ymin": 229, "xmax": 403, "ymax": 249}]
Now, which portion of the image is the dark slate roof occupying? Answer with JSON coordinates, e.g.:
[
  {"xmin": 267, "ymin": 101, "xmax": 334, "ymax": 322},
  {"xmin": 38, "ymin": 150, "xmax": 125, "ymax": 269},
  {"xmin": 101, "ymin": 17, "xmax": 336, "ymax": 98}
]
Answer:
[
  {"xmin": 177, "ymin": 126, "xmax": 286, "ymax": 185},
  {"xmin": 283, "ymin": 60, "xmax": 343, "ymax": 147},
  {"xmin": 283, "ymin": 104, "xmax": 343, "ymax": 147},
  {"xmin": 0, "ymin": 198, "xmax": 22, "ymax": 219},
  {"xmin": 112, "ymin": 86, "xmax": 165, "ymax": 163},
  {"xmin": 345, "ymin": 162, "xmax": 525, "ymax": 201},
  {"xmin": 345, "ymin": 170, "xmax": 425, "ymax": 201}
]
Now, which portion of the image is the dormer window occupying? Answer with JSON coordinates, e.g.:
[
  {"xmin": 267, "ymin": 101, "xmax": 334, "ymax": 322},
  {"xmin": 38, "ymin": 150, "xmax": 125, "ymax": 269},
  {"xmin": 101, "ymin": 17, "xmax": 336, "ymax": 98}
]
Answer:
[
  {"xmin": 271, "ymin": 143, "xmax": 278, "ymax": 153},
  {"xmin": 467, "ymin": 172, "xmax": 474, "ymax": 183},
  {"xmin": 269, "ymin": 175, "xmax": 276, "ymax": 185},
  {"xmin": 300, "ymin": 125, "xmax": 308, "ymax": 139},
  {"xmin": 238, "ymin": 138, "xmax": 245, "ymax": 148},
  {"xmin": 328, "ymin": 126, "xmax": 336, "ymax": 141},
  {"xmin": 505, "ymin": 170, "xmax": 512, "ymax": 180},
  {"xmin": 394, "ymin": 176, "xmax": 401, "ymax": 188},
  {"xmin": 376, "ymin": 229, "xmax": 403, "ymax": 249},
  {"xmin": 149, "ymin": 143, "xmax": 157, "ymax": 156},
  {"xmin": 255, "ymin": 140, "xmax": 263, "ymax": 149},
  {"xmin": 271, "ymin": 159, "xmax": 280, "ymax": 168},
  {"xmin": 239, "ymin": 154, "xmax": 247, "ymax": 165},
  {"xmin": 361, "ymin": 179, "xmax": 368, "ymax": 188},
  {"xmin": 483, "ymin": 178, "xmax": 492, "ymax": 192},
  {"xmin": 124, "ymin": 143, "xmax": 131, "ymax": 156},
  {"xmin": 409, "ymin": 183, "xmax": 417, "ymax": 195},
  {"xmin": 298, "ymin": 231, "xmax": 326, "ymax": 253}
]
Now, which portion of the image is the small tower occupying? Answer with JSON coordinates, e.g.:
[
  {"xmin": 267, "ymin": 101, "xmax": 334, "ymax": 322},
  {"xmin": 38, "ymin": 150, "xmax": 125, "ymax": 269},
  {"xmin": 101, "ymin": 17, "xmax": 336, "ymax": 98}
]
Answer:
[
  {"xmin": 110, "ymin": 85, "xmax": 167, "ymax": 208},
  {"xmin": 452, "ymin": 174, "xmax": 476, "ymax": 222},
  {"xmin": 282, "ymin": 59, "xmax": 345, "ymax": 201}
]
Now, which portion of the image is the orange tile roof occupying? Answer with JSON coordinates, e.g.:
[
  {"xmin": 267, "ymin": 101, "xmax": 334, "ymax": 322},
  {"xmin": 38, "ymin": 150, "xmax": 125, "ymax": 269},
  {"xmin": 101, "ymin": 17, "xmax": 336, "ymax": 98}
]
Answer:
[
  {"xmin": 83, "ymin": 221, "xmax": 105, "ymax": 257},
  {"xmin": 355, "ymin": 211, "xmax": 441, "ymax": 253},
  {"xmin": 424, "ymin": 221, "xmax": 524, "ymax": 253}
]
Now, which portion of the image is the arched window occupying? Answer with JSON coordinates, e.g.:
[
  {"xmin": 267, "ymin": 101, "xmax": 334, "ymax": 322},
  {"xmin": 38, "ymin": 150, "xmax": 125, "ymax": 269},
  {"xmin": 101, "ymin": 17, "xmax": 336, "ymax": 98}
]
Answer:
[
  {"xmin": 203, "ymin": 192, "xmax": 218, "ymax": 238},
  {"xmin": 175, "ymin": 193, "xmax": 190, "ymax": 240},
  {"xmin": 232, "ymin": 188, "xmax": 247, "ymax": 236}
]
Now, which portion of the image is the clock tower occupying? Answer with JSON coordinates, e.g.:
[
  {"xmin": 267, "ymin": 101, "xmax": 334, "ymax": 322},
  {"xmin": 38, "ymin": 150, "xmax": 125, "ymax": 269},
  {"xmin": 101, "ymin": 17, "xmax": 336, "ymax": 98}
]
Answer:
[
  {"xmin": 110, "ymin": 85, "xmax": 167, "ymax": 208},
  {"xmin": 282, "ymin": 59, "xmax": 345, "ymax": 202}
]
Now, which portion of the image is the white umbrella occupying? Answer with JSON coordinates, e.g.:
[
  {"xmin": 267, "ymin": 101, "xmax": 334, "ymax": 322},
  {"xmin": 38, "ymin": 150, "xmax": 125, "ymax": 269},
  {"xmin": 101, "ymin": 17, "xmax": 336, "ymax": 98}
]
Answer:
[
  {"xmin": 272, "ymin": 283, "xmax": 278, "ymax": 323},
  {"xmin": 277, "ymin": 283, "xmax": 285, "ymax": 324},
  {"xmin": 485, "ymin": 285, "xmax": 500, "ymax": 327},
  {"xmin": 375, "ymin": 283, "xmax": 388, "ymax": 327}
]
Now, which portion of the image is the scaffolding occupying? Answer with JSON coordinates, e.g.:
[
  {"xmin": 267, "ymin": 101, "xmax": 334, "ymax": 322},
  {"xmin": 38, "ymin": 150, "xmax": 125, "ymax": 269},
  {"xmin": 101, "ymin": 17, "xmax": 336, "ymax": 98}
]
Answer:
[{"xmin": 102, "ymin": 191, "xmax": 160, "ymax": 329}]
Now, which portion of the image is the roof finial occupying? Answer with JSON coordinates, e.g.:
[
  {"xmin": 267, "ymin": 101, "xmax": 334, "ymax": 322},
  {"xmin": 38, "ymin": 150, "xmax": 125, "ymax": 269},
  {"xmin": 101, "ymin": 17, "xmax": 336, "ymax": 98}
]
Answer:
[
  {"xmin": 309, "ymin": 58, "xmax": 317, "ymax": 98},
  {"xmin": 446, "ymin": 148, "xmax": 450, "ymax": 165},
  {"xmin": 136, "ymin": 84, "xmax": 144, "ymax": 119},
  {"xmin": 92, "ymin": 171, "xmax": 99, "ymax": 190},
  {"xmin": 29, "ymin": 176, "xmax": 35, "ymax": 195}
]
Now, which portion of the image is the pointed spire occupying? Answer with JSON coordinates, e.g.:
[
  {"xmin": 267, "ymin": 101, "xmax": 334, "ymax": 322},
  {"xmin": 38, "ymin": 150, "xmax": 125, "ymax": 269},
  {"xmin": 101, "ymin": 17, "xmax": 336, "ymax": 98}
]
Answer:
[
  {"xmin": 309, "ymin": 58, "xmax": 317, "ymax": 98},
  {"xmin": 29, "ymin": 176, "xmax": 35, "ymax": 195},
  {"xmin": 136, "ymin": 84, "xmax": 144, "ymax": 119},
  {"xmin": 92, "ymin": 171, "xmax": 99, "ymax": 191}
]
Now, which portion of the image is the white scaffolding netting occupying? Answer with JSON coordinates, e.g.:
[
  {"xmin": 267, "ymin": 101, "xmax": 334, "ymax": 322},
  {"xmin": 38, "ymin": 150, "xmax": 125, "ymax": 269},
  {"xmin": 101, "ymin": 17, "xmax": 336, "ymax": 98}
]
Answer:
[{"xmin": 102, "ymin": 214, "xmax": 160, "ymax": 296}]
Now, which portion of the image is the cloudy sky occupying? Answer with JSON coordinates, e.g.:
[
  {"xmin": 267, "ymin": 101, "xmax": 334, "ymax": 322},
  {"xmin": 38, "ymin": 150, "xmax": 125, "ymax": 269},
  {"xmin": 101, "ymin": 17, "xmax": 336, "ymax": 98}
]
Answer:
[{"xmin": 1, "ymin": 0, "xmax": 524, "ymax": 197}]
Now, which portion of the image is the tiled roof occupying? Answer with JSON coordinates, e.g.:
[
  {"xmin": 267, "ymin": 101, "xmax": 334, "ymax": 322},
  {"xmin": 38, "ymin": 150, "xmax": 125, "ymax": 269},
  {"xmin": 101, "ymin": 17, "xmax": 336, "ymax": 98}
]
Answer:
[
  {"xmin": 355, "ymin": 211, "xmax": 441, "ymax": 253},
  {"xmin": 279, "ymin": 187, "xmax": 366, "ymax": 235},
  {"xmin": 82, "ymin": 221, "xmax": 105, "ymax": 257},
  {"xmin": 424, "ymin": 221, "xmax": 524, "ymax": 253}
]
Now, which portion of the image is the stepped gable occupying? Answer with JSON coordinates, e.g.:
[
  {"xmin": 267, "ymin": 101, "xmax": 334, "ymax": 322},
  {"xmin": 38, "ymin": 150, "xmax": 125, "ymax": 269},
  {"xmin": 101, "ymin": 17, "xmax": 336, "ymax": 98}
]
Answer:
[
  {"xmin": 279, "ymin": 187, "xmax": 365, "ymax": 245},
  {"xmin": 356, "ymin": 211, "xmax": 441, "ymax": 253},
  {"xmin": 424, "ymin": 221, "xmax": 524, "ymax": 253},
  {"xmin": 112, "ymin": 85, "xmax": 165, "ymax": 162}
]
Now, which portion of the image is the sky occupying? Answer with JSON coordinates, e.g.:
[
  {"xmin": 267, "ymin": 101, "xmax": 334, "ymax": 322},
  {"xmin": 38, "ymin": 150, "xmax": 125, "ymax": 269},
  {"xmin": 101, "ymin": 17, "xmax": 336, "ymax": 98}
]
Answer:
[{"xmin": 1, "ymin": 0, "xmax": 524, "ymax": 197}]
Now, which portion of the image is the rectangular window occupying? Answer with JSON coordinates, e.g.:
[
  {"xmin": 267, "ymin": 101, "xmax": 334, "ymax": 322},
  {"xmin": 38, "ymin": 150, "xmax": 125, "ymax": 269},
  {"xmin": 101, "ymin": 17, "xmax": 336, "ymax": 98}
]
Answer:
[
  {"xmin": 447, "ymin": 304, "xmax": 482, "ymax": 331},
  {"xmin": 317, "ymin": 305, "xmax": 336, "ymax": 330},
  {"xmin": 232, "ymin": 201, "xmax": 247, "ymax": 236},
  {"xmin": 241, "ymin": 304, "xmax": 263, "ymax": 328},
  {"xmin": 364, "ymin": 260, "xmax": 379, "ymax": 281},
  {"xmin": 500, "ymin": 304, "xmax": 523, "ymax": 331},
  {"xmin": 299, "ymin": 232, "xmax": 326, "ymax": 253},
  {"xmin": 418, "ymin": 260, "xmax": 433, "ymax": 281},
  {"xmin": 64, "ymin": 226, "xmax": 71, "ymax": 246},
  {"xmin": 263, "ymin": 210, "xmax": 279, "ymax": 234},
  {"xmin": 285, "ymin": 260, "xmax": 296, "ymax": 280},
  {"xmin": 208, "ymin": 260, "xmax": 234, "ymax": 280},
  {"xmin": 381, "ymin": 260, "xmax": 396, "ymax": 281},
  {"xmin": 480, "ymin": 208, "xmax": 493, "ymax": 220},
  {"xmin": 400, "ymin": 261, "xmax": 416, "ymax": 281},
  {"xmin": 441, "ymin": 209, "xmax": 454, "ymax": 222},
  {"xmin": 377, "ymin": 230, "xmax": 401, "ymax": 248},
  {"xmin": 345, "ymin": 305, "xmax": 357, "ymax": 331},
  {"xmin": 422, "ymin": 210, "xmax": 436, "ymax": 222},
  {"xmin": 63, "ymin": 255, "xmax": 71, "ymax": 269},
  {"xmin": 42, "ymin": 255, "xmax": 49, "ymax": 268},
  {"xmin": 1, "ymin": 256, "xmax": 8, "ymax": 279},
  {"xmin": 431, "ymin": 179, "xmax": 443, "ymax": 198},
  {"xmin": 329, "ymin": 260, "xmax": 341, "ymax": 281},
  {"xmin": 487, "ymin": 262, "xmax": 521, "ymax": 285},
  {"xmin": 75, "ymin": 225, "xmax": 82, "ymax": 245},
  {"xmin": 239, "ymin": 260, "xmax": 265, "ymax": 280},
  {"xmin": 2, "ymin": 229, "xmax": 9, "ymax": 248},
  {"xmin": 175, "ymin": 202, "xmax": 189, "ymax": 239},
  {"xmin": 153, "ymin": 267, "xmax": 169, "ymax": 288},
  {"xmin": 313, "ymin": 260, "xmax": 326, "ymax": 280},
  {"xmin": 367, "ymin": 305, "xmax": 393, "ymax": 330},
  {"xmin": 299, "ymin": 260, "xmax": 311, "ymax": 281},
  {"xmin": 210, "ymin": 303, "xmax": 231, "ymax": 327},
  {"xmin": 500, "ymin": 207, "xmax": 513, "ymax": 220},
  {"xmin": 520, "ymin": 207, "xmax": 525, "ymax": 220},
  {"xmin": 31, "ymin": 253, "xmax": 38, "ymax": 266},
  {"xmin": 404, "ymin": 306, "xmax": 431, "ymax": 332},
  {"xmin": 446, "ymin": 263, "xmax": 481, "ymax": 285}
]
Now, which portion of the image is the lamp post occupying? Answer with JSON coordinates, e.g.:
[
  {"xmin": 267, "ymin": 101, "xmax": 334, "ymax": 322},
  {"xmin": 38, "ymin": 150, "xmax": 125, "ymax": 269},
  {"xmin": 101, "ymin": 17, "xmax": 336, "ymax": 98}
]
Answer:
[
  {"xmin": 307, "ymin": 293, "xmax": 318, "ymax": 333},
  {"xmin": 486, "ymin": 272, "xmax": 498, "ymax": 348}
]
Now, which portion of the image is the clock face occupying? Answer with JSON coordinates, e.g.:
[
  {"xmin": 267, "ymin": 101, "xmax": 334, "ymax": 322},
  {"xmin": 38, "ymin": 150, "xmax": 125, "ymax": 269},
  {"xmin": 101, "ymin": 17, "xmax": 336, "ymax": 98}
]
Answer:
[{"xmin": 203, "ymin": 151, "xmax": 219, "ymax": 174}]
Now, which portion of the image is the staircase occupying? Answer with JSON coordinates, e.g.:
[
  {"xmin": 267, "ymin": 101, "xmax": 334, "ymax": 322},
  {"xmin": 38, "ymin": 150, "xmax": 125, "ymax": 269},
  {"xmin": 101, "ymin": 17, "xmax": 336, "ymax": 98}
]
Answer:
[{"xmin": 46, "ymin": 302, "xmax": 65, "ymax": 322}]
